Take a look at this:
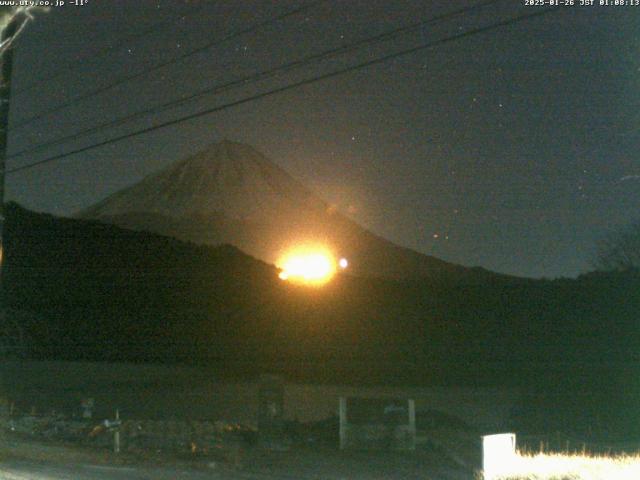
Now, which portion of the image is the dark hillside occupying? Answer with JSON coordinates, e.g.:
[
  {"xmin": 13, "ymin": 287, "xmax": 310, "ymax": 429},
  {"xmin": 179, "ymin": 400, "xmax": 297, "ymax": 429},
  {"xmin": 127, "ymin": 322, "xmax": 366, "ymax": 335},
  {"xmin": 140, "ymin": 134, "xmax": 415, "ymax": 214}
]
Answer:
[{"xmin": 3, "ymin": 203, "xmax": 639, "ymax": 396}]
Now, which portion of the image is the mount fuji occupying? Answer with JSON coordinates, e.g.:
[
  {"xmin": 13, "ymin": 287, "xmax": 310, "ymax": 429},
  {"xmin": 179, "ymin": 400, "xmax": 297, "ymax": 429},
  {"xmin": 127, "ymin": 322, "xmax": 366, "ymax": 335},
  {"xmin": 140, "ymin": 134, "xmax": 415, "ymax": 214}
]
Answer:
[{"xmin": 79, "ymin": 140, "xmax": 496, "ymax": 281}]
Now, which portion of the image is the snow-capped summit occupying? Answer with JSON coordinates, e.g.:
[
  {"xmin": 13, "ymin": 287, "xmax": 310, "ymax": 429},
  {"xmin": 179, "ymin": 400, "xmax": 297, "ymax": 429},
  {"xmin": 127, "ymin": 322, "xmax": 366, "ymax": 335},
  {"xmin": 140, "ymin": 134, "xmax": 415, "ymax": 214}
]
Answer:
[
  {"xmin": 81, "ymin": 140, "xmax": 326, "ymax": 223},
  {"xmin": 80, "ymin": 140, "xmax": 494, "ymax": 281}
]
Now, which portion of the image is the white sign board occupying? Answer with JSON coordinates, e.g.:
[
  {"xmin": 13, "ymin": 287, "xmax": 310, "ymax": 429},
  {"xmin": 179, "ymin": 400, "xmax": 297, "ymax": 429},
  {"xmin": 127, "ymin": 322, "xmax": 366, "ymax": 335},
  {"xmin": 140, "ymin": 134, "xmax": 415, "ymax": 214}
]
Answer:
[{"xmin": 483, "ymin": 433, "xmax": 516, "ymax": 480}]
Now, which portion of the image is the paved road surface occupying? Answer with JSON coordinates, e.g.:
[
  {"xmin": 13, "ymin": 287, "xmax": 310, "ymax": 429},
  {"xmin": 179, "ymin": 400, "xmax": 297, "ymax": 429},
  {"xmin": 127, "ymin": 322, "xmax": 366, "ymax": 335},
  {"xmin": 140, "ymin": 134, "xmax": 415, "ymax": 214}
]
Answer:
[
  {"xmin": 0, "ymin": 459, "xmax": 469, "ymax": 480},
  {"xmin": 0, "ymin": 460, "xmax": 237, "ymax": 480}
]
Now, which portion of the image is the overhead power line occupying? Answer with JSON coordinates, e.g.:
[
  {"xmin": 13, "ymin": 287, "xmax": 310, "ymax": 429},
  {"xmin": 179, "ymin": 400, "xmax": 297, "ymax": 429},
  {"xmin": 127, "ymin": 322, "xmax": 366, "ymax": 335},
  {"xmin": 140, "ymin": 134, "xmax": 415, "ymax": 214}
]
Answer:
[
  {"xmin": 8, "ymin": 0, "xmax": 502, "ymax": 161},
  {"xmin": 9, "ymin": 0, "xmax": 326, "ymax": 130},
  {"xmin": 6, "ymin": 6, "xmax": 561, "ymax": 177},
  {"xmin": 13, "ymin": 3, "xmax": 209, "ymax": 97}
]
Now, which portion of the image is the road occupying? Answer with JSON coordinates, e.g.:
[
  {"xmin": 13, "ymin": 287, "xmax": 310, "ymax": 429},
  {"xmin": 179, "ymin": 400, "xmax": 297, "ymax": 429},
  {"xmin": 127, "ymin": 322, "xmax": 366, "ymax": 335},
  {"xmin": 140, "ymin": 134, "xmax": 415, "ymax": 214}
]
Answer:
[
  {"xmin": 0, "ymin": 459, "xmax": 471, "ymax": 480},
  {"xmin": 0, "ymin": 460, "xmax": 238, "ymax": 480}
]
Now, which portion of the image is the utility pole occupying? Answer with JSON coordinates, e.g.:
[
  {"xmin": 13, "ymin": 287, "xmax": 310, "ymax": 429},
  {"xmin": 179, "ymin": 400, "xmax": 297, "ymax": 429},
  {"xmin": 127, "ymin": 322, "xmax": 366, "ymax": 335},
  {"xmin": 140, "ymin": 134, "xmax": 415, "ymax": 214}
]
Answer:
[
  {"xmin": 0, "ymin": 9, "xmax": 19, "ymax": 432},
  {"xmin": 0, "ymin": 5, "xmax": 48, "ymax": 306},
  {"xmin": 0, "ymin": 9, "xmax": 36, "ymax": 426},
  {"xmin": 0, "ymin": 8, "xmax": 46, "ymax": 436},
  {"xmin": 0, "ymin": 5, "xmax": 46, "ymax": 270},
  {"xmin": 0, "ymin": 11, "xmax": 25, "ymax": 286}
]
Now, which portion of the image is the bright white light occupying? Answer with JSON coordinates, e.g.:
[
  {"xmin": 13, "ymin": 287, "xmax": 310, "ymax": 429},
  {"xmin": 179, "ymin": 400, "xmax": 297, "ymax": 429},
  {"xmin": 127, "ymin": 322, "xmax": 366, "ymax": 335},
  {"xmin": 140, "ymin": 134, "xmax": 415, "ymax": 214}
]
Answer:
[
  {"xmin": 500, "ymin": 452, "xmax": 640, "ymax": 480},
  {"xmin": 483, "ymin": 433, "xmax": 517, "ymax": 480},
  {"xmin": 277, "ymin": 247, "xmax": 337, "ymax": 285},
  {"xmin": 339, "ymin": 258, "xmax": 348, "ymax": 269},
  {"xmin": 482, "ymin": 432, "xmax": 640, "ymax": 480}
]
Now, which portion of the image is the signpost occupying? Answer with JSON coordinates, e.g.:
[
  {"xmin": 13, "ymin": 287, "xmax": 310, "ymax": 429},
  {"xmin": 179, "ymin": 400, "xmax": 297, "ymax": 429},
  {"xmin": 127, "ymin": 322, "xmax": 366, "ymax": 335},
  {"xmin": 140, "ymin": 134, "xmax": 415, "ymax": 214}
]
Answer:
[
  {"xmin": 339, "ymin": 397, "xmax": 416, "ymax": 450},
  {"xmin": 482, "ymin": 433, "xmax": 517, "ymax": 480}
]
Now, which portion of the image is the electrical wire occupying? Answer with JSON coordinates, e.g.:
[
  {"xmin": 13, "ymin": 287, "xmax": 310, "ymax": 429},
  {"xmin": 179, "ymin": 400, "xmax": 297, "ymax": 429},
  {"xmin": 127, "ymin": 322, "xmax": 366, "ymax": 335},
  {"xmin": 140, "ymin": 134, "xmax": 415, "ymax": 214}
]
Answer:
[
  {"xmin": 13, "ymin": 2, "xmax": 209, "ymax": 97},
  {"xmin": 9, "ymin": 0, "xmax": 326, "ymax": 130},
  {"xmin": 8, "ymin": 0, "xmax": 502, "ymax": 161},
  {"xmin": 5, "ymin": 6, "xmax": 562, "ymax": 177}
]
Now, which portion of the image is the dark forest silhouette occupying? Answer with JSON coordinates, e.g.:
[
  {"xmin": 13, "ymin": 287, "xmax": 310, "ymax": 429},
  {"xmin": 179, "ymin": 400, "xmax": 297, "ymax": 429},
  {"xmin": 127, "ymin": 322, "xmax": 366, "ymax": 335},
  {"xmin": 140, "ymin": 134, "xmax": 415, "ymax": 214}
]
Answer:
[{"xmin": 3, "ymin": 203, "xmax": 640, "ymax": 438}]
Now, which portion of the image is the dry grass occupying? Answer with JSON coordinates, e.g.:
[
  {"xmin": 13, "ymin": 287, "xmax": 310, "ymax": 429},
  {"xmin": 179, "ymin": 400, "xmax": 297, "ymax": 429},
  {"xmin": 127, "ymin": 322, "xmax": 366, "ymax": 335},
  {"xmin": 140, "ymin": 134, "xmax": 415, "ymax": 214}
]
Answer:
[{"xmin": 492, "ymin": 451, "xmax": 640, "ymax": 480}]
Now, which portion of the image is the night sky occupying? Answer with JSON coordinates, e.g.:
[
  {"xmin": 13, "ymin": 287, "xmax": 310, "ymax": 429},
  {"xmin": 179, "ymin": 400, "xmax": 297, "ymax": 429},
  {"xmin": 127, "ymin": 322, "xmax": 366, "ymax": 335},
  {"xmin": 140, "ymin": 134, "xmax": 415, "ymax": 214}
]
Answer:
[{"xmin": 4, "ymin": 0, "xmax": 639, "ymax": 279}]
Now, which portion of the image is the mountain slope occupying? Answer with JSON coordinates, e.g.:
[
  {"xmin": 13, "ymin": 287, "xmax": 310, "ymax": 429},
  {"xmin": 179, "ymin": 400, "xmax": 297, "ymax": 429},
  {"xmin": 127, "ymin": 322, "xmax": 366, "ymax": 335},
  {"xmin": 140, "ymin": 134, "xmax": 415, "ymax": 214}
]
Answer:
[
  {"xmin": 5, "ymin": 203, "xmax": 640, "ymax": 383},
  {"xmin": 78, "ymin": 140, "xmax": 500, "ymax": 281},
  {"xmin": 81, "ymin": 140, "xmax": 325, "ymax": 221},
  {"xmin": 6, "ymin": 203, "xmax": 640, "ymax": 438}
]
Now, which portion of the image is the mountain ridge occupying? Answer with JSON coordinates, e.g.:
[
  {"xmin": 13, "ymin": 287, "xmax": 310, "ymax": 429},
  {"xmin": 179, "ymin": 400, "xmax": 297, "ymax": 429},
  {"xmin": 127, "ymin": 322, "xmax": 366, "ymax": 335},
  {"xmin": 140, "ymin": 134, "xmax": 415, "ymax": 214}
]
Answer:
[
  {"xmin": 78, "ymin": 140, "xmax": 510, "ymax": 282},
  {"xmin": 80, "ymin": 140, "xmax": 326, "ymax": 222}
]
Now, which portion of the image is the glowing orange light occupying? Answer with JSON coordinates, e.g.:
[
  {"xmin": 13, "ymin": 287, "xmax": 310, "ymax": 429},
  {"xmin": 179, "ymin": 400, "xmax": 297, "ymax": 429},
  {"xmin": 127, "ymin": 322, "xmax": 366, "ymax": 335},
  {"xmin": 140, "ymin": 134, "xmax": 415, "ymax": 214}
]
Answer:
[{"xmin": 277, "ymin": 247, "xmax": 338, "ymax": 285}]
